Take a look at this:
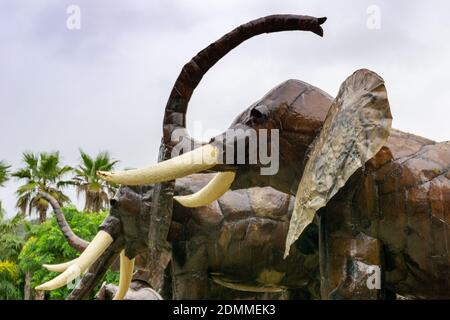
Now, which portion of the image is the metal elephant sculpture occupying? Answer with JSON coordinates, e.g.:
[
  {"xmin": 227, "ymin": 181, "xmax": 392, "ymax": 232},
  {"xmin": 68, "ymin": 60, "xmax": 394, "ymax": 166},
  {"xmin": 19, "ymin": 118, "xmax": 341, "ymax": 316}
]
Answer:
[{"xmin": 36, "ymin": 14, "xmax": 449, "ymax": 299}]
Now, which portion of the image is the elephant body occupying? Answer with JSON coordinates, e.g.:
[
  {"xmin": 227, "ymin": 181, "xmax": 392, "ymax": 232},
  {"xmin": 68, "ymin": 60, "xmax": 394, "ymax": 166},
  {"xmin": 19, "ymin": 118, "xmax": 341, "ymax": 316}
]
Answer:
[{"xmin": 167, "ymin": 174, "xmax": 319, "ymax": 299}]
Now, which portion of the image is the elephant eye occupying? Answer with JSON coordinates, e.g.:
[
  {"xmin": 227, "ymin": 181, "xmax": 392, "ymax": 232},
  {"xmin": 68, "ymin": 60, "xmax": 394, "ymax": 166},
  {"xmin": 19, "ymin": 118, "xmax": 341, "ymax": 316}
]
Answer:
[{"xmin": 250, "ymin": 104, "xmax": 269, "ymax": 119}]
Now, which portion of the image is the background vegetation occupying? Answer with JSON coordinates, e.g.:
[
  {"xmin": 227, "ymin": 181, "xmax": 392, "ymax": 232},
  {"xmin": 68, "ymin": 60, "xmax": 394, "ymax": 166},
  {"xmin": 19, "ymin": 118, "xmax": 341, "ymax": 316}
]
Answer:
[{"xmin": 0, "ymin": 151, "xmax": 119, "ymax": 300}]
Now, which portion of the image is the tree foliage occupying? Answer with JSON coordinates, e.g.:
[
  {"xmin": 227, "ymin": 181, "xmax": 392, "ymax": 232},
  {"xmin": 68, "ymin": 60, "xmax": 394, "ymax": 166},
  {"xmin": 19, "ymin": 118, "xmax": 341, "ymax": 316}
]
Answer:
[
  {"xmin": 73, "ymin": 150, "xmax": 118, "ymax": 213},
  {"xmin": 0, "ymin": 212, "xmax": 26, "ymax": 261},
  {"xmin": 12, "ymin": 152, "xmax": 73, "ymax": 223},
  {"xmin": 0, "ymin": 211, "xmax": 26, "ymax": 300},
  {"xmin": 18, "ymin": 206, "xmax": 119, "ymax": 299},
  {"xmin": 1, "ymin": 151, "xmax": 121, "ymax": 299},
  {"xmin": 0, "ymin": 260, "xmax": 22, "ymax": 299}
]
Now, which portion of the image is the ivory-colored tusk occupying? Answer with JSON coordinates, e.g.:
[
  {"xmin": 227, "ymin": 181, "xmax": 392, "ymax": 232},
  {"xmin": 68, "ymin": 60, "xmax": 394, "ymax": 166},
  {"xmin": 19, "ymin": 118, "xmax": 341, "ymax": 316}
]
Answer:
[
  {"xmin": 97, "ymin": 144, "xmax": 220, "ymax": 185},
  {"xmin": 43, "ymin": 259, "xmax": 79, "ymax": 273},
  {"xmin": 113, "ymin": 250, "xmax": 135, "ymax": 300},
  {"xmin": 35, "ymin": 231, "xmax": 113, "ymax": 291},
  {"xmin": 174, "ymin": 172, "xmax": 236, "ymax": 207}
]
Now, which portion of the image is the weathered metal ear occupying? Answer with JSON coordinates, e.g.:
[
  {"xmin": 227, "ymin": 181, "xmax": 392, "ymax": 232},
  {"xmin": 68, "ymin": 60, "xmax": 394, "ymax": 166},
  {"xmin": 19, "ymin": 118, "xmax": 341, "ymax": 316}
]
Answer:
[{"xmin": 284, "ymin": 69, "xmax": 392, "ymax": 258}]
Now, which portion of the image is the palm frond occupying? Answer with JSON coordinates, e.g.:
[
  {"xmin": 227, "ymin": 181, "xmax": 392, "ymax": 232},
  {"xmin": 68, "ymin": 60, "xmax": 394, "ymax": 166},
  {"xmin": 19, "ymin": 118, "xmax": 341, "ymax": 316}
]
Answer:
[
  {"xmin": 95, "ymin": 151, "xmax": 119, "ymax": 172},
  {"xmin": 15, "ymin": 182, "xmax": 38, "ymax": 197},
  {"xmin": 79, "ymin": 149, "xmax": 94, "ymax": 172},
  {"xmin": 99, "ymin": 160, "xmax": 119, "ymax": 172},
  {"xmin": 11, "ymin": 168, "xmax": 31, "ymax": 180},
  {"xmin": 48, "ymin": 189, "xmax": 71, "ymax": 206},
  {"xmin": 73, "ymin": 168, "xmax": 85, "ymax": 177},
  {"xmin": 39, "ymin": 152, "xmax": 60, "ymax": 180},
  {"xmin": 22, "ymin": 152, "xmax": 38, "ymax": 171},
  {"xmin": 56, "ymin": 180, "xmax": 76, "ymax": 188},
  {"xmin": 0, "ymin": 161, "xmax": 10, "ymax": 187},
  {"xmin": 58, "ymin": 165, "xmax": 73, "ymax": 176},
  {"xmin": 15, "ymin": 193, "xmax": 31, "ymax": 216}
]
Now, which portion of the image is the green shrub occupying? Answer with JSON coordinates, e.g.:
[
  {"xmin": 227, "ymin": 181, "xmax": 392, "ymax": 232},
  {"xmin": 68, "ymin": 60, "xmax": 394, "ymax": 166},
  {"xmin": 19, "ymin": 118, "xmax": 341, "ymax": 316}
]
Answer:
[
  {"xmin": 18, "ymin": 206, "xmax": 119, "ymax": 299},
  {"xmin": 0, "ymin": 260, "xmax": 22, "ymax": 299}
]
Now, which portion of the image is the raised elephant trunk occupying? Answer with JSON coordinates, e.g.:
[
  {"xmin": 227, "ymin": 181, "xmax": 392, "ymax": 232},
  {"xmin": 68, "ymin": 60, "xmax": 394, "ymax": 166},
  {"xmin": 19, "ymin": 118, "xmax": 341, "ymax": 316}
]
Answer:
[{"xmin": 162, "ymin": 14, "xmax": 326, "ymax": 144}]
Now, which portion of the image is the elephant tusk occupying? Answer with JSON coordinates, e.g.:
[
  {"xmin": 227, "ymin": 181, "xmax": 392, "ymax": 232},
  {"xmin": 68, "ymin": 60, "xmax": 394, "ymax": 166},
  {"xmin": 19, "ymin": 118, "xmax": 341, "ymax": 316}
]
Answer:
[
  {"xmin": 174, "ymin": 172, "xmax": 236, "ymax": 207},
  {"xmin": 97, "ymin": 144, "xmax": 220, "ymax": 185},
  {"xmin": 35, "ymin": 231, "xmax": 113, "ymax": 291},
  {"xmin": 43, "ymin": 259, "xmax": 79, "ymax": 273},
  {"xmin": 113, "ymin": 250, "xmax": 135, "ymax": 300}
]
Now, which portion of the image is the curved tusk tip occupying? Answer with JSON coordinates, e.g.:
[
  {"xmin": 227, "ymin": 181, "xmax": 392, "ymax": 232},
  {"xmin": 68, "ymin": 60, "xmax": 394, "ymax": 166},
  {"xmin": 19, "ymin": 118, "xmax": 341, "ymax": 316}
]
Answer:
[
  {"xmin": 42, "ymin": 264, "xmax": 63, "ymax": 272},
  {"xmin": 173, "ymin": 195, "xmax": 197, "ymax": 207},
  {"xmin": 173, "ymin": 194, "xmax": 217, "ymax": 208},
  {"xmin": 173, "ymin": 195, "xmax": 183, "ymax": 203},
  {"xmin": 42, "ymin": 264, "xmax": 56, "ymax": 271},
  {"xmin": 42, "ymin": 259, "xmax": 77, "ymax": 272},
  {"xmin": 35, "ymin": 284, "xmax": 49, "ymax": 291},
  {"xmin": 173, "ymin": 171, "xmax": 235, "ymax": 208}
]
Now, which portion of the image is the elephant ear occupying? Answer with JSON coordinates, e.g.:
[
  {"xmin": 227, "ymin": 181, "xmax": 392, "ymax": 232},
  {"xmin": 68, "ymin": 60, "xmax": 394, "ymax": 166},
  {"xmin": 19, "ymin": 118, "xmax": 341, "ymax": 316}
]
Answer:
[{"xmin": 284, "ymin": 69, "xmax": 392, "ymax": 258}]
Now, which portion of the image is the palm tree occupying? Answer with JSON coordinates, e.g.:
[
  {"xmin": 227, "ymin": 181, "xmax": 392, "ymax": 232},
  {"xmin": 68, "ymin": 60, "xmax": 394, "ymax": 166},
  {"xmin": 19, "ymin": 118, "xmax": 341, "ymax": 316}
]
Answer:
[
  {"xmin": 73, "ymin": 150, "xmax": 118, "ymax": 213},
  {"xmin": 0, "ymin": 160, "xmax": 10, "ymax": 215},
  {"xmin": 12, "ymin": 152, "xmax": 73, "ymax": 223}
]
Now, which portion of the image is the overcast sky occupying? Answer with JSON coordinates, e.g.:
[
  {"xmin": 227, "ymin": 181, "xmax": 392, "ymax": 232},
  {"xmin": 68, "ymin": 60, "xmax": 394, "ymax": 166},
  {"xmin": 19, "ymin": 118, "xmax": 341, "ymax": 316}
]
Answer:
[{"xmin": 1, "ymin": 0, "xmax": 449, "ymax": 218}]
